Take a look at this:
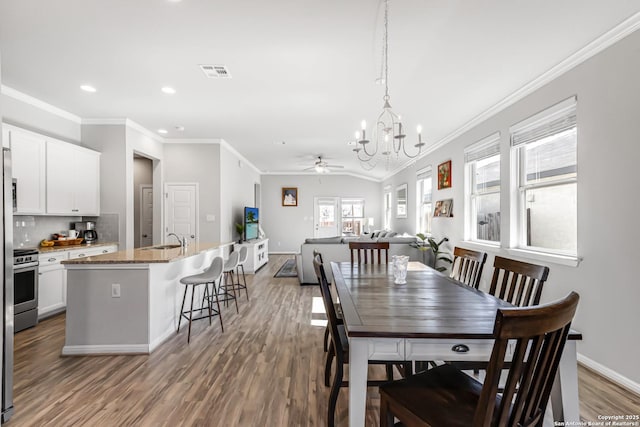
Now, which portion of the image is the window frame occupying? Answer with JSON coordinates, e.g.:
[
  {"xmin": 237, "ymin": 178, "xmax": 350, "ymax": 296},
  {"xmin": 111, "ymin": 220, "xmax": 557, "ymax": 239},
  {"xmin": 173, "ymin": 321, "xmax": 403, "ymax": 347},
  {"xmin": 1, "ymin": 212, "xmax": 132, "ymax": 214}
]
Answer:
[
  {"xmin": 383, "ymin": 187, "xmax": 392, "ymax": 230},
  {"xmin": 341, "ymin": 198, "xmax": 365, "ymax": 236},
  {"xmin": 416, "ymin": 166, "xmax": 433, "ymax": 235}
]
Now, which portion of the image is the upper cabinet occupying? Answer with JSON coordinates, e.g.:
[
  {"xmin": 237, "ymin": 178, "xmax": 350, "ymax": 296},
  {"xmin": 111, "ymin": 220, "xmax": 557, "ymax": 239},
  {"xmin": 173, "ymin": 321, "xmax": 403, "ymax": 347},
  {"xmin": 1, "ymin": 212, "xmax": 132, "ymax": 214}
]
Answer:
[
  {"xmin": 4, "ymin": 124, "xmax": 101, "ymax": 216},
  {"xmin": 9, "ymin": 128, "xmax": 47, "ymax": 214},
  {"xmin": 46, "ymin": 139, "xmax": 100, "ymax": 215}
]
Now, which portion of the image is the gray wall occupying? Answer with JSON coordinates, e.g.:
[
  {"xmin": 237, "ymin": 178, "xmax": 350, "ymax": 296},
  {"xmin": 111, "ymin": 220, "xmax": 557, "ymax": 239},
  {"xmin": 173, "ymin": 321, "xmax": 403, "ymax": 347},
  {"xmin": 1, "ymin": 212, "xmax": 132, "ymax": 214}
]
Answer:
[
  {"xmin": 163, "ymin": 143, "xmax": 222, "ymax": 243},
  {"xmin": 261, "ymin": 174, "xmax": 382, "ymax": 253},
  {"xmin": 219, "ymin": 144, "xmax": 261, "ymax": 244},
  {"xmin": 133, "ymin": 157, "xmax": 153, "ymax": 248},
  {"xmin": 383, "ymin": 29, "xmax": 640, "ymax": 386}
]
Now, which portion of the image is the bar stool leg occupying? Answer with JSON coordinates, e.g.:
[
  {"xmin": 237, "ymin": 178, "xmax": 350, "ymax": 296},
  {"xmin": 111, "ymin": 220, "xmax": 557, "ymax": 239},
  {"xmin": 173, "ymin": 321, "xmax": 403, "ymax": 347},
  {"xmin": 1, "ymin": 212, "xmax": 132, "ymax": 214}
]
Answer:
[
  {"xmin": 177, "ymin": 285, "xmax": 188, "ymax": 333},
  {"xmin": 212, "ymin": 279, "xmax": 224, "ymax": 332},
  {"xmin": 237, "ymin": 264, "xmax": 249, "ymax": 300},
  {"xmin": 229, "ymin": 271, "xmax": 239, "ymax": 313},
  {"xmin": 187, "ymin": 285, "xmax": 196, "ymax": 343},
  {"xmin": 203, "ymin": 284, "xmax": 212, "ymax": 326}
]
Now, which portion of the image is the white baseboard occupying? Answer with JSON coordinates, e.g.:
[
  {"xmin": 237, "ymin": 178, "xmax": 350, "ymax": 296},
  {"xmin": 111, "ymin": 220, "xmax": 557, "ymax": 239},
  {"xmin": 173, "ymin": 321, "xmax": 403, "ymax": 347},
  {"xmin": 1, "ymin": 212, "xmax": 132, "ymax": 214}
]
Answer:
[
  {"xmin": 269, "ymin": 251, "xmax": 298, "ymax": 255},
  {"xmin": 62, "ymin": 344, "xmax": 149, "ymax": 355},
  {"xmin": 149, "ymin": 327, "xmax": 175, "ymax": 352},
  {"xmin": 578, "ymin": 353, "xmax": 640, "ymax": 396}
]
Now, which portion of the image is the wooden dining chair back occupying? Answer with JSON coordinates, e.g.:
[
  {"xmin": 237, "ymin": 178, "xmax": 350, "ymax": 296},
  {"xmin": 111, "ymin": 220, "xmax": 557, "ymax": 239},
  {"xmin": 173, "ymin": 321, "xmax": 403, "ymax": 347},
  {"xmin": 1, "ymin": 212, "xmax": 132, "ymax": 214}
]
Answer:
[
  {"xmin": 449, "ymin": 247, "xmax": 487, "ymax": 289},
  {"xmin": 348, "ymin": 241, "xmax": 390, "ymax": 264},
  {"xmin": 379, "ymin": 291, "xmax": 580, "ymax": 427},
  {"xmin": 313, "ymin": 254, "xmax": 401, "ymax": 426},
  {"xmin": 489, "ymin": 256, "xmax": 550, "ymax": 307}
]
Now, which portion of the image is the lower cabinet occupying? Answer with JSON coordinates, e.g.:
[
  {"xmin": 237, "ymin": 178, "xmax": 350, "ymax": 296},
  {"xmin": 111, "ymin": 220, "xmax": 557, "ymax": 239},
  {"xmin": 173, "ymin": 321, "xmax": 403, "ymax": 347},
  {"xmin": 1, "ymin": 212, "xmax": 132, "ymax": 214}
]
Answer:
[{"xmin": 38, "ymin": 252, "xmax": 68, "ymax": 319}]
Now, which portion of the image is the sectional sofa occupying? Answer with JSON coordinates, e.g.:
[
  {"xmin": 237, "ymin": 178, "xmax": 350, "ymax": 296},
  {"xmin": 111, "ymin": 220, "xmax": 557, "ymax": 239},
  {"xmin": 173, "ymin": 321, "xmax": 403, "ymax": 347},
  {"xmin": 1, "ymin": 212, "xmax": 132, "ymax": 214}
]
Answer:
[{"xmin": 297, "ymin": 231, "xmax": 422, "ymax": 284}]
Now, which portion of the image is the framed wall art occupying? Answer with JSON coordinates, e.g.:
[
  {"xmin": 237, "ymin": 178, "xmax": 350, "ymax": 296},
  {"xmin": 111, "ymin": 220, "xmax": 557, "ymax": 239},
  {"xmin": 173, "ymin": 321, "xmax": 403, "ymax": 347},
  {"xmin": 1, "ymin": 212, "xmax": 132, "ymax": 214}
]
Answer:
[
  {"xmin": 437, "ymin": 160, "xmax": 452, "ymax": 189},
  {"xmin": 434, "ymin": 198, "xmax": 453, "ymax": 217},
  {"xmin": 282, "ymin": 187, "xmax": 298, "ymax": 206}
]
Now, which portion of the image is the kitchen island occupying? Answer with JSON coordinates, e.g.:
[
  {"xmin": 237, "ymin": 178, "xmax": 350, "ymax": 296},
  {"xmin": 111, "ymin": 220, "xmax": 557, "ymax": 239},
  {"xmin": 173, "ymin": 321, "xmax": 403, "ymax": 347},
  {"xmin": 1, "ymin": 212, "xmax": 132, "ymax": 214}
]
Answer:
[{"xmin": 61, "ymin": 242, "xmax": 233, "ymax": 355}]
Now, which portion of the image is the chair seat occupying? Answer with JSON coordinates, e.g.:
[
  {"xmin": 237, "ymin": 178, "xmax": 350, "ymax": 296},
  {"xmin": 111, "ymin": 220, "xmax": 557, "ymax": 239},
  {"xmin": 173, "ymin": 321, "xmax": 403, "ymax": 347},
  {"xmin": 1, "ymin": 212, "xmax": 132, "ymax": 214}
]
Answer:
[{"xmin": 379, "ymin": 364, "xmax": 501, "ymax": 427}]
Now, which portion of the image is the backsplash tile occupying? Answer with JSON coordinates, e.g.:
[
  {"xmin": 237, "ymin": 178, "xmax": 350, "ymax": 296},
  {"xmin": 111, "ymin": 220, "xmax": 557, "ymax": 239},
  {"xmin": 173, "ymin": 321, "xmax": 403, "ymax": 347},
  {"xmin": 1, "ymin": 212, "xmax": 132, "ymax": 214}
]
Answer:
[
  {"xmin": 83, "ymin": 214, "xmax": 119, "ymax": 243},
  {"xmin": 13, "ymin": 215, "xmax": 82, "ymax": 248}
]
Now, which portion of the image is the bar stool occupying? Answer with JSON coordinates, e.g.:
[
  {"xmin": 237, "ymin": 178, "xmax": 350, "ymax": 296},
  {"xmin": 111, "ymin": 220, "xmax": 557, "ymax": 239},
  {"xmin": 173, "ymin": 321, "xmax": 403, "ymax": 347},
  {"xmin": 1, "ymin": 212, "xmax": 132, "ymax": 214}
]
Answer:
[
  {"xmin": 219, "ymin": 251, "xmax": 240, "ymax": 313},
  {"xmin": 177, "ymin": 256, "xmax": 225, "ymax": 343},
  {"xmin": 235, "ymin": 246, "xmax": 249, "ymax": 300}
]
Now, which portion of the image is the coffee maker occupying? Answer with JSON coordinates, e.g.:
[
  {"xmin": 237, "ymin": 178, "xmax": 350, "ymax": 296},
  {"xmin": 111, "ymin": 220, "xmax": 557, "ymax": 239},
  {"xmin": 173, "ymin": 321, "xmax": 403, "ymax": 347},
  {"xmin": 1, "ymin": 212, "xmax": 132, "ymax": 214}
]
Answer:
[{"xmin": 73, "ymin": 221, "xmax": 98, "ymax": 243}]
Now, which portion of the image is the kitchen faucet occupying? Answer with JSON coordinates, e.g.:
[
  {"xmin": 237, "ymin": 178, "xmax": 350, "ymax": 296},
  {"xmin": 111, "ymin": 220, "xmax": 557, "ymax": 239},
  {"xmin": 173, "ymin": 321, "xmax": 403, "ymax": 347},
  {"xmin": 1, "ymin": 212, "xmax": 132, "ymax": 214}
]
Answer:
[{"xmin": 167, "ymin": 233, "xmax": 187, "ymax": 248}]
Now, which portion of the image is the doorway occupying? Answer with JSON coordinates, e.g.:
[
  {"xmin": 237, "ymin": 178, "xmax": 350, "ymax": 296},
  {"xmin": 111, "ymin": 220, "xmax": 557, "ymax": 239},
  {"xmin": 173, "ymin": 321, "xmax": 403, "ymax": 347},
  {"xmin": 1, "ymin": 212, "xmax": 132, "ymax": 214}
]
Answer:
[
  {"xmin": 133, "ymin": 155, "xmax": 153, "ymax": 248},
  {"xmin": 165, "ymin": 183, "xmax": 199, "ymax": 245},
  {"xmin": 314, "ymin": 197, "xmax": 340, "ymax": 238}
]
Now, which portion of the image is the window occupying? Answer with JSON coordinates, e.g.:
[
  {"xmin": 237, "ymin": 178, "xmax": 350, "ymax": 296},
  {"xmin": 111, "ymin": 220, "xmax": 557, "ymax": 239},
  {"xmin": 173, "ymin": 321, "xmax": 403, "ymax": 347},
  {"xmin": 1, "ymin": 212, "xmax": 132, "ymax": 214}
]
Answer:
[
  {"xmin": 510, "ymin": 97, "xmax": 577, "ymax": 255},
  {"xmin": 416, "ymin": 167, "xmax": 433, "ymax": 234},
  {"xmin": 383, "ymin": 187, "xmax": 392, "ymax": 230},
  {"xmin": 465, "ymin": 133, "xmax": 501, "ymax": 243},
  {"xmin": 341, "ymin": 198, "xmax": 365, "ymax": 236}
]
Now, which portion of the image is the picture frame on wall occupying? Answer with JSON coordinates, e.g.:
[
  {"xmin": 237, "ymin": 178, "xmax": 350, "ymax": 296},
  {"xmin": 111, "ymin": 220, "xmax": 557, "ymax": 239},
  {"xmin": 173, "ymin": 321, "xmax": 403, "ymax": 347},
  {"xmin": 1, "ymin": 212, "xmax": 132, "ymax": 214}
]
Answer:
[
  {"xmin": 437, "ymin": 160, "xmax": 452, "ymax": 189},
  {"xmin": 396, "ymin": 183, "xmax": 408, "ymax": 218},
  {"xmin": 434, "ymin": 198, "xmax": 453, "ymax": 217},
  {"xmin": 282, "ymin": 187, "xmax": 298, "ymax": 207}
]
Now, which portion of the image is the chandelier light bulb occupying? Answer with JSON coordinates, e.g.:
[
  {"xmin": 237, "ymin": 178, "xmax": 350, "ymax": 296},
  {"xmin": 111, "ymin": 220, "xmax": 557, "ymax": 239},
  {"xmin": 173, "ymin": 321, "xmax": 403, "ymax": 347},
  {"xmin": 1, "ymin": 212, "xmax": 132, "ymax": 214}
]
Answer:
[
  {"xmin": 361, "ymin": 120, "xmax": 367, "ymax": 130},
  {"xmin": 416, "ymin": 125, "xmax": 422, "ymax": 134},
  {"xmin": 355, "ymin": 131, "xmax": 361, "ymax": 140}
]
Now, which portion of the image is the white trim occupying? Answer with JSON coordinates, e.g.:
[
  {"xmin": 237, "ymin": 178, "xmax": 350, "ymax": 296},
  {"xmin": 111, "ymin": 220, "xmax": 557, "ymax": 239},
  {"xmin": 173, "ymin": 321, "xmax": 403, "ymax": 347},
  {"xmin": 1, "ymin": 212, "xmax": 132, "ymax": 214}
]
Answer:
[
  {"xmin": 1, "ymin": 85, "xmax": 82, "ymax": 123},
  {"xmin": 149, "ymin": 327, "xmax": 175, "ymax": 352},
  {"xmin": 578, "ymin": 353, "xmax": 640, "ymax": 397},
  {"xmin": 82, "ymin": 118, "xmax": 128, "ymax": 125},
  {"xmin": 381, "ymin": 11, "xmax": 640, "ymax": 181},
  {"xmin": 61, "ymin": 344, "xmax": 149, "ymax": 355},
  {"xmin": 508, "ymin": 96, "xmax": 577, "ymax": 136},
  {"xmin": 163, "ymin": 138, "xmax": 223, "ymax": 144},
  {"xmin": 460, "ymin": 240, "xmax": 502, "ymax": 254},
  {"xmin": 83, "ymin": 118, "xmax": 165, "ymax": 143},
  {"xmin": 219, "ymin": 139, "xmax": 262, "ymax": 176},
  {"xmin": 63, "ymin": 263, "xmax": 148, "ymax": 270},
  {"xmin": 125, "ymin": 119, "xmax": 166, "ymax": 143},
  {"xmin": 269, "ymin": 251, "xmax": 298, "ymax": 255},
  {"xmin": 505, "ymin": 248, "xmax": 581, "ymax": 267}
]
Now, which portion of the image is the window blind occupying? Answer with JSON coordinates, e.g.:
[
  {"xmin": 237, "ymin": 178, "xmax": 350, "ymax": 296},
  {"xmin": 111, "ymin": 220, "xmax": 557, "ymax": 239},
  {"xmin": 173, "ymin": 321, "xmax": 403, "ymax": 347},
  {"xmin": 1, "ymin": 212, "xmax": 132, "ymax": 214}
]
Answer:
[
  {"xmin": 464, "ymin": 132, "xmax": 501, "ymax": 163},
  {"xmin": 416, "ymin": 166, "xmax": 432, "ymax": 180},
  {"xmin": 510, "ymin": 96, "xmax": 577, "ymax": 147}
]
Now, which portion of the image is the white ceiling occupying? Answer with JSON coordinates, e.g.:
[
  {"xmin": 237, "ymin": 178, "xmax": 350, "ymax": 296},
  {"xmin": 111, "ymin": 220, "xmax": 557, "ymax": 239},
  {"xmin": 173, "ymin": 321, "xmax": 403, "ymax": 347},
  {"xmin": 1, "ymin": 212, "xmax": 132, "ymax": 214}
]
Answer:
[{"xmin": 1, "ymin": 0, "xmax": 639, "ymax": 180}]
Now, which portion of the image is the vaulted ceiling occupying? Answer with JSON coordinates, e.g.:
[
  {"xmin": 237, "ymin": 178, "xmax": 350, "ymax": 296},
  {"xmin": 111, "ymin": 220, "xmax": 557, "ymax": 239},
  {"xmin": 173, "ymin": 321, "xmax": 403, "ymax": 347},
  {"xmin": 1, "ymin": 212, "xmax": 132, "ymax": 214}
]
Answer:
[{"xmin": 2, "ymin": 0, "xmax": 639, "ymax": 179}]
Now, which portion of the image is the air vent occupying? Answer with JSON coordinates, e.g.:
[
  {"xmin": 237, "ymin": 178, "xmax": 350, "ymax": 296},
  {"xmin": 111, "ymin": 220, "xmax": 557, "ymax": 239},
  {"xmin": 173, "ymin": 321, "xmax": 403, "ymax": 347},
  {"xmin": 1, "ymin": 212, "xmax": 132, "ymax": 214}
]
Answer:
[{"xmin": 199, "ymin": 64, "xmax": 232, "ymax": 79}]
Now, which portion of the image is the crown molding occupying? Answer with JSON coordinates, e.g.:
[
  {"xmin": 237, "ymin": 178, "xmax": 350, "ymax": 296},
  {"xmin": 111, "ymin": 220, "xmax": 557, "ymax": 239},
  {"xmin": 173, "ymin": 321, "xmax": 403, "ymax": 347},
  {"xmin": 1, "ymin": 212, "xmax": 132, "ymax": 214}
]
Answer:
[
  {"xmin": 218, "ymin": 139, "xmax": 262, "ymax": 176},
  {"xmin": 163, "ymin": 138, "xmax": 223, "ymax": 144},
  {"xmin": 82, "ymin": 118, "xmax": 165, "ymax": 143},
  {"xmin": 381, "ymin": 11, "xmax": 640, "ymax": 182},
  {"xmin": 82, "ymin": 118, "xmax": 127, "ymax": 125},
  {"xmin": 1, "ymin": 85, "xmax": 82, "ymax": 124}
]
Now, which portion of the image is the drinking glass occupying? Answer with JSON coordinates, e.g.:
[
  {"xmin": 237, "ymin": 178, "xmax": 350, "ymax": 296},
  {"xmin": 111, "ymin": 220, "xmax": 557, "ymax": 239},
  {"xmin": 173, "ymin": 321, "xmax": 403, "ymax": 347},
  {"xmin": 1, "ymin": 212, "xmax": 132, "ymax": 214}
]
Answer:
[{"xmin": 392, "ymin": 255, "xmax": 410, "ymax": 284}]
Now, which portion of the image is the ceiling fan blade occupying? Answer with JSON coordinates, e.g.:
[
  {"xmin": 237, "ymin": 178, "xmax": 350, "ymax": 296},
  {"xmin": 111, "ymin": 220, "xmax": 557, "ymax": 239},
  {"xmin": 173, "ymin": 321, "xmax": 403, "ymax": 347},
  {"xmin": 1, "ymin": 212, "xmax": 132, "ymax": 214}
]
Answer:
[
  {"xmin": 326, "ymin": 164, "xmax": 345, "ymax": 169},
  {"xmin": 302, "ymin": 166, "xmax": 316, "ymax": 171}
]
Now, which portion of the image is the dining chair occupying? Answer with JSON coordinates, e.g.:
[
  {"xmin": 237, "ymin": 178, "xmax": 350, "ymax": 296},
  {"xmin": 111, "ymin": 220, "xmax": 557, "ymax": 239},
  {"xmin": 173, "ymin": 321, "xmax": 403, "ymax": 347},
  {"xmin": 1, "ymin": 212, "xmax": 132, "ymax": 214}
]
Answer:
[
  {"xmin": 489, "ymin": 256, "xmax": 550, "ymax": 307},
  {"xmin": 380, "ymin": 291, "xmax": 580, "ymax": 427},
  {"xmin": 313, "ymin": 254, "xmax": 405, "ymax": 427},
  {"xmin": 348, "ymin": 241, "xmax": 390, "ymax": 264},
  {"xmin": 449, "ymin": 247, "xmax": 487, "ymax": 289},
  {"xmin": 314, "ymin": 250, "xmax": 344, "ymax": 353},
  {"xmin": 177, "ymin": 256, "xmax": 225, "ymax": 343}
]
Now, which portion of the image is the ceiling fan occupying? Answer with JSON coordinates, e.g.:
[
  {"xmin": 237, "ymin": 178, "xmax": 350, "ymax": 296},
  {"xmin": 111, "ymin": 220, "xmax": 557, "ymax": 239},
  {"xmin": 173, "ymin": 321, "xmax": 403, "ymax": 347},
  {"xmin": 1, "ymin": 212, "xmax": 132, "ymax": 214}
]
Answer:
[{"xmin": 303, "ymin": 156, "xmax": 345, "ymax": 174}]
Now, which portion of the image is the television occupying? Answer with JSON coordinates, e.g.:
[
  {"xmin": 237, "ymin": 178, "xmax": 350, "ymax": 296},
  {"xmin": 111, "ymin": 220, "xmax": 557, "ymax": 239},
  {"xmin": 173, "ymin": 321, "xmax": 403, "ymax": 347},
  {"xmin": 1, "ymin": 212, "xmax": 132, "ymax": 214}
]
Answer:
[{"xmin": 244, "ymin": 207, "xmax": 259, "ymax": 241}]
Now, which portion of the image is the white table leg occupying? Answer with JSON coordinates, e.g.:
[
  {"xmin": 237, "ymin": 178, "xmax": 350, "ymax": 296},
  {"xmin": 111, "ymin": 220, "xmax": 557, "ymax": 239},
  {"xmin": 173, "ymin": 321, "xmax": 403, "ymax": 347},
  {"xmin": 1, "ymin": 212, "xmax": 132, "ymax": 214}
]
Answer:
[
  {"xmin": 349, "ymin": 338, "xmax": 369, "ymax": 427},
  {"xmin": 551, "ymin": 340, "xmax": 580, "ymax": 423}
]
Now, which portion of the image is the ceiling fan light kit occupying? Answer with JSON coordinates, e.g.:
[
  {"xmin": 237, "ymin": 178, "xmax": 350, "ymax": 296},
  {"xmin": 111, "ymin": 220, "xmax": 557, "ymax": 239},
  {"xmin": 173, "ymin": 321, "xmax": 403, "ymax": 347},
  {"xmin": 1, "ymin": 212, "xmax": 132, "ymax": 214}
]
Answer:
[{"xmin": 353, "ymin": 0, "xmax": 425, "ymax": 171}]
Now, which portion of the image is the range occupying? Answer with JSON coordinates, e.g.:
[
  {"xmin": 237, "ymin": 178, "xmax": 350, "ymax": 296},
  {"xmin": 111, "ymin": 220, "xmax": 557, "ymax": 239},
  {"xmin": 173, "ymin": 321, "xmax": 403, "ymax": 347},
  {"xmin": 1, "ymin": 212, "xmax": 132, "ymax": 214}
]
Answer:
[{"xmin": 13, "ymin": 248, "xmax": 39, "ymax": 332}]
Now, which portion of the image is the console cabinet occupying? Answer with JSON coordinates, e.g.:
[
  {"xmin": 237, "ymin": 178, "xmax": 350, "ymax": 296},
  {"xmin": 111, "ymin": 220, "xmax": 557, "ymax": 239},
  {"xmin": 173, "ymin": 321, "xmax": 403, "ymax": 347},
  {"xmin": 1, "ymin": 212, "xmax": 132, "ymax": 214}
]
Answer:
[{"xmin": 234, "ymin": 238, "xmax": 268, "ymax": 273}]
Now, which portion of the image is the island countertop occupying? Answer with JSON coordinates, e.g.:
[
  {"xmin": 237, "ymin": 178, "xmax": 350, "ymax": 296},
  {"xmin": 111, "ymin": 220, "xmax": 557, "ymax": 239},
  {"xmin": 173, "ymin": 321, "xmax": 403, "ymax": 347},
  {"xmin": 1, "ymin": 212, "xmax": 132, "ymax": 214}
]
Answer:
[{"xmin": 61, "ymin": 242, "xmax": 233, "ymax": 264}]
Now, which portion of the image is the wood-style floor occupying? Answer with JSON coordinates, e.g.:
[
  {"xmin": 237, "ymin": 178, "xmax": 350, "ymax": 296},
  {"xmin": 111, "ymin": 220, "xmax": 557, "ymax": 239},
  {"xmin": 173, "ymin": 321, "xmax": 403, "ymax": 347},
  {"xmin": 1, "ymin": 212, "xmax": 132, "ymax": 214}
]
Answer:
[{"xmin": 7, "ymin": 255, "xmax": 640, "ymax": 426}]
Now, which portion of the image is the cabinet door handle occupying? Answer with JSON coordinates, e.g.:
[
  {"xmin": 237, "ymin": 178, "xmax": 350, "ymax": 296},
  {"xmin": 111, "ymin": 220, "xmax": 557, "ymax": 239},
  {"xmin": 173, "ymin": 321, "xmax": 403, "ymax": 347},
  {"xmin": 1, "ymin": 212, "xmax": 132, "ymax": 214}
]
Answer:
[
  {"xmin": 38, "ymin": 273, "xmax": 43, "ymax": 276},
  {"xmin": 102, "ymin": 250, "xmax": 108, "ymax": 253},
  {"xmin": 48, "ymin": 258, "xmax": 56, "ymax": 262},
  {"xmin": 78, "ymin": 253, "xmax": 85, "ymax": 257}
]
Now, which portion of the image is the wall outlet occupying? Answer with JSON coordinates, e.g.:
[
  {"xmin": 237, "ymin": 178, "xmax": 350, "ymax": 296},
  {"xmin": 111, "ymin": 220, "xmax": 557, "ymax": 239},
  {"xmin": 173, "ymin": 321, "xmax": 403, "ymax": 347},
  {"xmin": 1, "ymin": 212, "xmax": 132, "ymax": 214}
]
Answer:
[{"xmin": 111, "ymin": 283, "xmax": 121, "ymax": 298}]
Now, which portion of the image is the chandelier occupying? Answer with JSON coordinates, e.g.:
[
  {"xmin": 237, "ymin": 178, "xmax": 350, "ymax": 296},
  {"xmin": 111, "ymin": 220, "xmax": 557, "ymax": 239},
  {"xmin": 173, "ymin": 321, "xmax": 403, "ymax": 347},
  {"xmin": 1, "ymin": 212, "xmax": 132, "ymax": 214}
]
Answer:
[{"xmin": 352, "ymin": 0, "xmax": 425, "ymax": 170}]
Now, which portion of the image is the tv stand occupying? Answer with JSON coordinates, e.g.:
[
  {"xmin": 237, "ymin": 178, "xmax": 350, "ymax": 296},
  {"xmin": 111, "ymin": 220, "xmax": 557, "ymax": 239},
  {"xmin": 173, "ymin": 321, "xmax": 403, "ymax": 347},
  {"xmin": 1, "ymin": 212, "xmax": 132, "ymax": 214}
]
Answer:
[{"xmin": 234, "ymin": 238, "xmax": 269, "ymax": 273}]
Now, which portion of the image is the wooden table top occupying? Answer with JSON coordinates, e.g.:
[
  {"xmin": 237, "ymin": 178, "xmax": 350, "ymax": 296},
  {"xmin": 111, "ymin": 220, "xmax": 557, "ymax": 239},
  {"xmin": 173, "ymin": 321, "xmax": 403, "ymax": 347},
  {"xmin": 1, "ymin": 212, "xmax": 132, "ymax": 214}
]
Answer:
[{"xmin": 331, "ymin": 261, "xmax": 582, "ymax": 340}]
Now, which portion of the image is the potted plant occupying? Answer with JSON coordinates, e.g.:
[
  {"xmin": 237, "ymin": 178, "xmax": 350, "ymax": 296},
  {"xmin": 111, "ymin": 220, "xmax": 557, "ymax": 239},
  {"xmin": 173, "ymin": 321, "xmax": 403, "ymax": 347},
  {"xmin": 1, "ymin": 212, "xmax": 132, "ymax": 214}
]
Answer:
[
  {"xmin": 411, "ymin": 233, "xmax": 453, "ymax": 272},
  {"xmin": 235, "ymin": 223, "xmax": 245, "ymax": 244}
]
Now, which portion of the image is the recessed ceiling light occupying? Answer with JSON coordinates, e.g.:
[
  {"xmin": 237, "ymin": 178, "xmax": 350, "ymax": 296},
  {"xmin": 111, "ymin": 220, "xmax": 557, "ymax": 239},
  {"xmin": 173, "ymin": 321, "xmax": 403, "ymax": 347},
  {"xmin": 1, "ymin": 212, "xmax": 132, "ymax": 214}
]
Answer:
[
  {"xmin": 161, "ymin": 86, "xmax": 176, "ymax": 94},
  {"xmin": 175, "ymin": 126, "xmax": 185, "ymax": 131},
  {"xmin": 80, "ymin": 85, "xmax": 96, "ymax": 93},
  {"xmin": 158, "ymin": 129, "xmax": 168, "ymax": 134}
]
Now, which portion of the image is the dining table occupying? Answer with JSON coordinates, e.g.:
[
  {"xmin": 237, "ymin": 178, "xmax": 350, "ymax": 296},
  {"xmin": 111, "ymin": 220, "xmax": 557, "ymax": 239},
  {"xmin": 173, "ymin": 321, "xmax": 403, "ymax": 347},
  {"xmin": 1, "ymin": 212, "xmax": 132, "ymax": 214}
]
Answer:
[{"xmin": 331, "ymin": 261, "xmax": 582, "ymax": 427}]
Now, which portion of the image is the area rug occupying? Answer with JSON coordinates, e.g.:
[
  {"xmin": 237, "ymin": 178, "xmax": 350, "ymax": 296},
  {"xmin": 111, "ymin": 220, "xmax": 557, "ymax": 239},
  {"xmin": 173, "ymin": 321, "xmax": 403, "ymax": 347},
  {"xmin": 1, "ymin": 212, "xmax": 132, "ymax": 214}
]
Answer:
[{"xmin": 274, "ymin": 258, "xmax": 298, "ymax": 278}]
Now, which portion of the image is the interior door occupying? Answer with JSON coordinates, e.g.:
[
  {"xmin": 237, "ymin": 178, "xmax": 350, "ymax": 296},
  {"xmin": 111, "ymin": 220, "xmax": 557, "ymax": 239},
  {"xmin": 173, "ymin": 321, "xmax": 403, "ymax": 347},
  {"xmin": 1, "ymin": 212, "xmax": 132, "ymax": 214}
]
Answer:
[
  {"xmin": 165, "ymin": 183, "xmax": 198, "ymax": 244},
  {"xmin": 314, "ymin": 197, "xmax": 340, "ymax": 238},
  {"xmin": 140, "ymin": 185, "xmax": 153, "ymax": 247}
]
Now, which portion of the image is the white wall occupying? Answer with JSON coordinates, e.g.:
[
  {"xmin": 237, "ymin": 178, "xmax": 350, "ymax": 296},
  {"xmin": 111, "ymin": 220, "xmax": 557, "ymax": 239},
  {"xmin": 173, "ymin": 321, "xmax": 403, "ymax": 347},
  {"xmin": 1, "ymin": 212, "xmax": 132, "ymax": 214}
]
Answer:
[
  {"xmin": 261, "ymin": 174, "xmax": 382, "ymax": 253},
  {"xmin": 163, "ymin": 143, "xmax": 222, "ymax": 243},
  {"xmin": 383, "ymin": 29, "xmax": 640, "ymax": 386}
]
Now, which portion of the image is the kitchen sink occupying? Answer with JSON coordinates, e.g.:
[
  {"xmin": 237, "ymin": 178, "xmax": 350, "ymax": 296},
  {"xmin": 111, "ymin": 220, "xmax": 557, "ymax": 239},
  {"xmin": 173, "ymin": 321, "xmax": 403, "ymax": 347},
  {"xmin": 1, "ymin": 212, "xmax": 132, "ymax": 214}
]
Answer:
[{"xmin": 141, "ymin": 244, "xmax": 181, "ymax": 250}]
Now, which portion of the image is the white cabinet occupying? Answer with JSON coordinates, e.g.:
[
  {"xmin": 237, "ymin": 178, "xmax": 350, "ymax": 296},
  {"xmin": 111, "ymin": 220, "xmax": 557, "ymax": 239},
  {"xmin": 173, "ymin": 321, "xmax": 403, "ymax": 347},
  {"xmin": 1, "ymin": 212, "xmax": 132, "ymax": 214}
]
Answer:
[
  {"xmin": 7, "ymin": 126, "xmax": 47, "ymax": 214},
  {"xmin": 234, "ymin": 238, "xmax": 269, "ymax": 273},
  {"xmin": 68, "ymin": 244, "xmax": 117, "ymax": 259},
  {"xmin": 46, "ymin": 138, "xmax": 100, "ymax": 215},
  {"xmin": 38, "ymin": 252, "xmax": 69, "ymax": 319}
]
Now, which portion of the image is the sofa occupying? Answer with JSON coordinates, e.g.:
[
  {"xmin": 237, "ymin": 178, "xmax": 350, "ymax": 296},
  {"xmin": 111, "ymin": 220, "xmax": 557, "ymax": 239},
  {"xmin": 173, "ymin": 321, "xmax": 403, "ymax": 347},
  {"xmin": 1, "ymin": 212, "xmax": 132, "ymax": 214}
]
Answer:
[{"xmin": 298, "ymin": 231, "xmax": 421, "ymax": 284}]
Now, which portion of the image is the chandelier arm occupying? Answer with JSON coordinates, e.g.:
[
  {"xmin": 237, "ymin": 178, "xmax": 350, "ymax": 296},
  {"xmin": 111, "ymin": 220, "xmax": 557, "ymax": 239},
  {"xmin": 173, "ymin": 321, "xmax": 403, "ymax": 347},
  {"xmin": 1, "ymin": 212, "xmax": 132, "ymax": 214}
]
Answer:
[{"xmin": 401, "ymin": 141, "xmax": 423, "ymax": 159}]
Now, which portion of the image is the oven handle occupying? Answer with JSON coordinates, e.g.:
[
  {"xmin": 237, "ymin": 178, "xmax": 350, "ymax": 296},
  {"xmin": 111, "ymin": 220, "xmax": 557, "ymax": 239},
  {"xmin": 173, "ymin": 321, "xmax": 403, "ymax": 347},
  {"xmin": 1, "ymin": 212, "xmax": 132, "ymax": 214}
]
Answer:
[{"xmin": 14, "ymin": 261, "xmax": 39, "ymax": 270}]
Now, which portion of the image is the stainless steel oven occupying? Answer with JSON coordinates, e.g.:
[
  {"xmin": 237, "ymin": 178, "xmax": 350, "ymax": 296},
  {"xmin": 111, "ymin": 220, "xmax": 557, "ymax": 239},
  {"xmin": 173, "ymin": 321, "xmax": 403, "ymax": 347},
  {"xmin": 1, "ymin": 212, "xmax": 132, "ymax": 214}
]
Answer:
[{"xmin": 13, "ymin": 249, "xmax": 38, "ymax": 332}]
